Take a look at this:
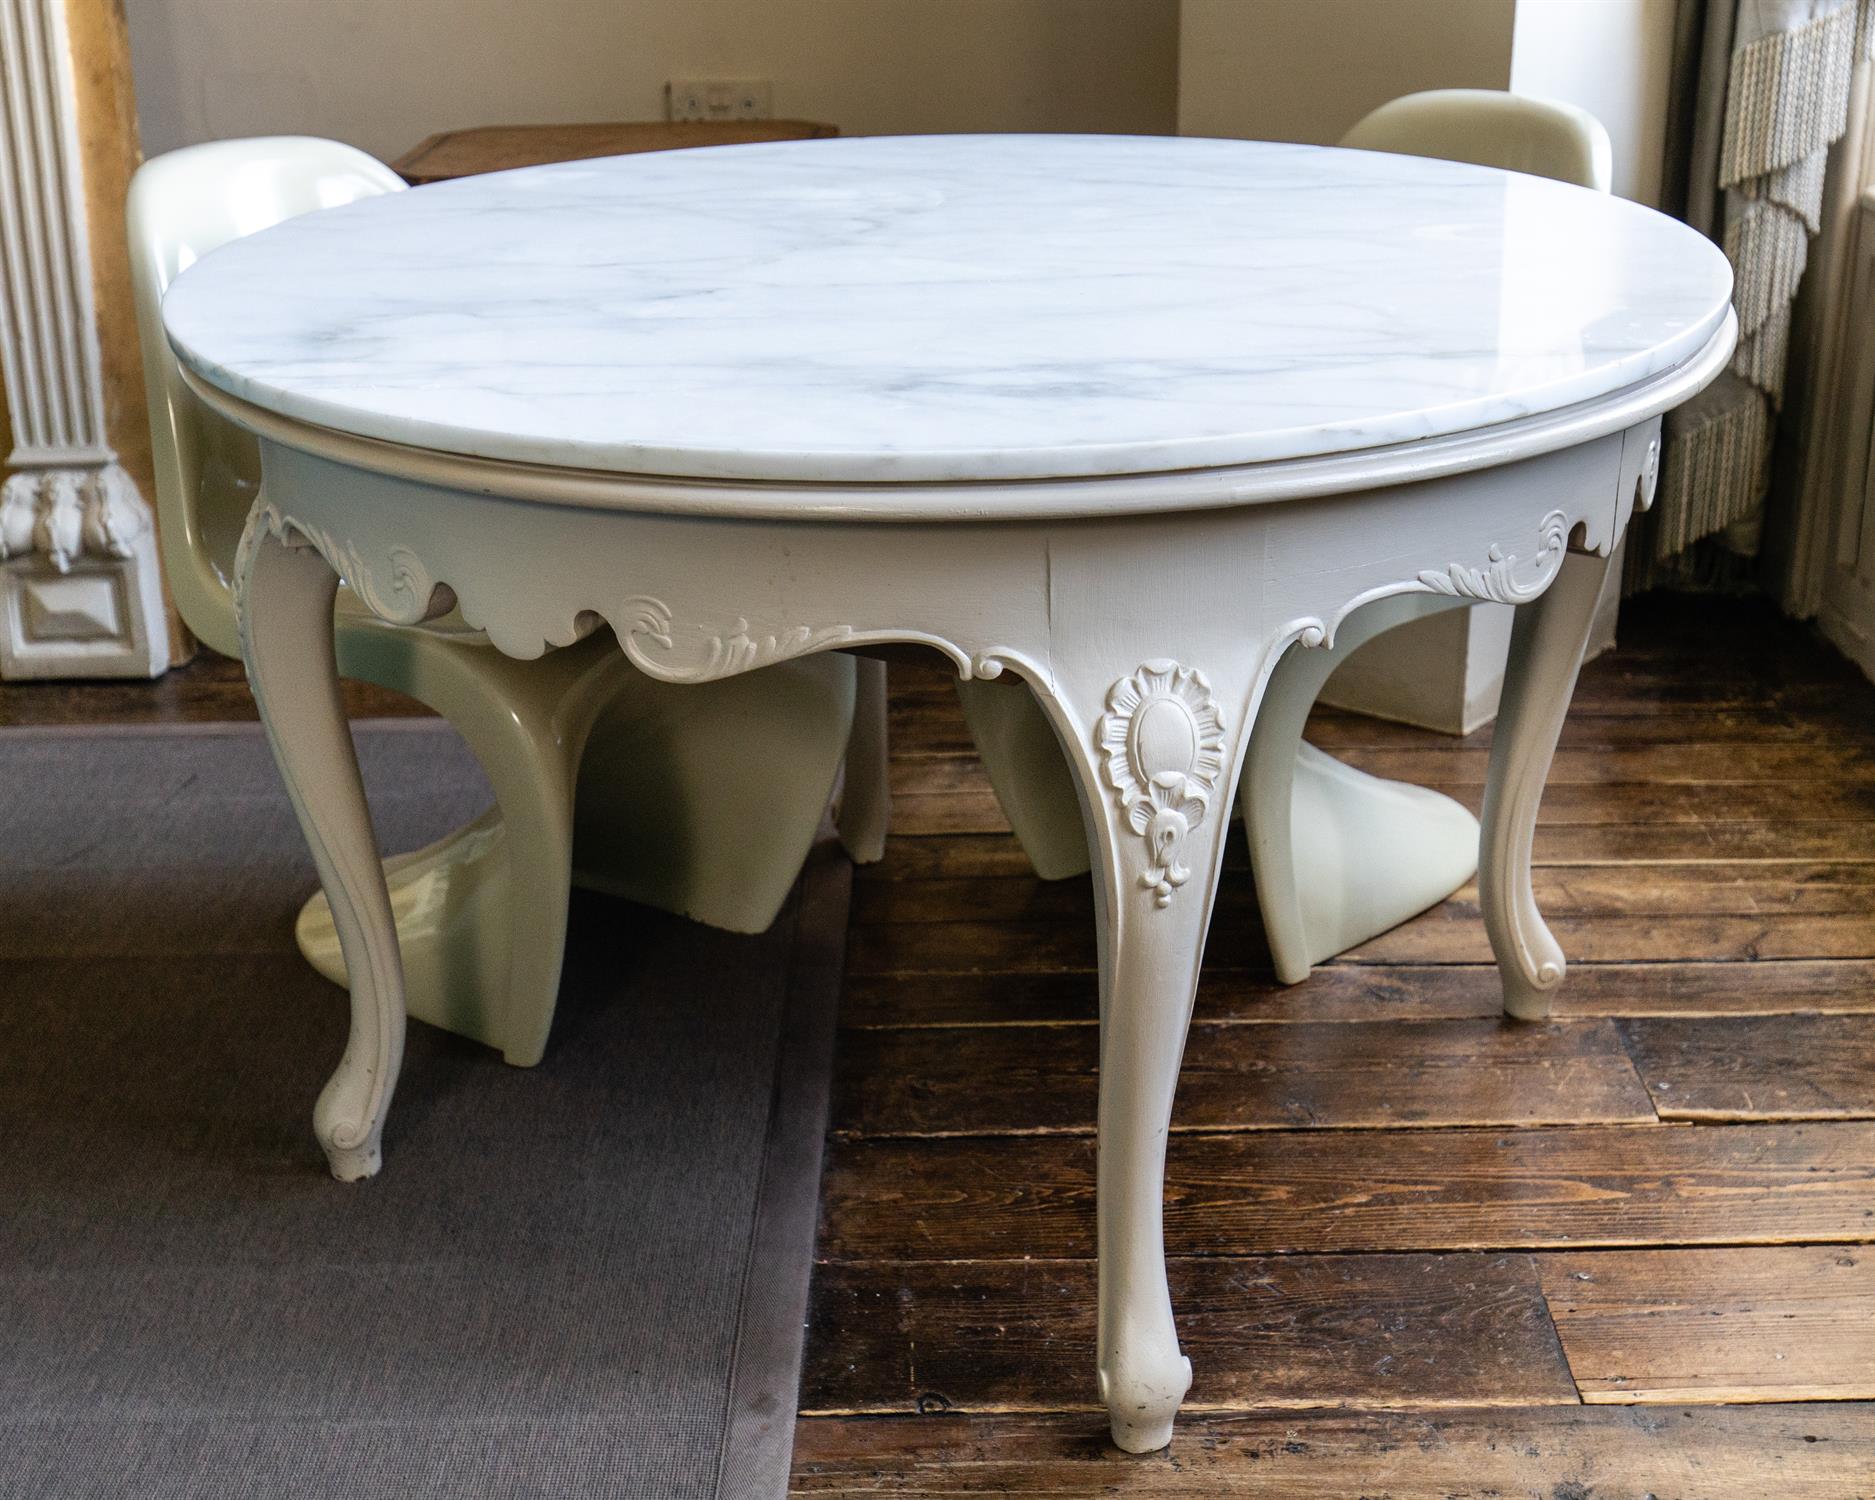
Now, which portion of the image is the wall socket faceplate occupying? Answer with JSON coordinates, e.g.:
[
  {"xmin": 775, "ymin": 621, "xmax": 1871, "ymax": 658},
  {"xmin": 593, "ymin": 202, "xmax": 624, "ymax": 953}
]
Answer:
[{"xmin": 668, "ymin": 79, "xmax": 773, "ymax": 123}]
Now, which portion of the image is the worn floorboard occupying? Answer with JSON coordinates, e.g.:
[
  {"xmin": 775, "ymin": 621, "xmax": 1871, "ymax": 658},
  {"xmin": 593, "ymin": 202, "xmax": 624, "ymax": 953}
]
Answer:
[
  {"xmin": 790, "ymin": 1406, "xmax": 1875, "ymax": 1499},
  {"xmin": 832, "ymin": 1018, "xmax": 1657, "ymax": 1136},
  {"xmin": 1537, "ymin": 1246, "xmax": 1875, "ymax": 1404},
  {"xmin": 1619, "ymin": 1013, "xmax": 1875, "ymax": 1121},
  {"xmin": 818, "ymin": 1123, "xmax": 1875, "ymax": 1260},
  {"xmin": 802, "ymin": 1253, "xmax": 1578, "ymax": 1414},
  {"xmin": 0, "ymin": 648, "xmax": 424, "ymax": 727},
  {"xmin": 839, "ymin": 958, "xmax": 1875, "ymax": 1028}
]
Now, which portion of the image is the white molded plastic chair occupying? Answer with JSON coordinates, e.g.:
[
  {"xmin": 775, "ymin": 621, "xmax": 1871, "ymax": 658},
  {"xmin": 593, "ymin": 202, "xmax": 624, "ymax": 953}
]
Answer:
[
  {"xmin": 1339, "ymin": 88, "xmax": 1613, "ymax": 191},
  {"xmin": 1234, "ymin": 89, "xmax": 1617, "ymax": 963},
  {"xmin": 129, "ymin": 136, "xmax": 874, "ymax": 1066},
  {"xmin": 961, "ymin": 91, "xmax": 1612, "ymax": 984}
]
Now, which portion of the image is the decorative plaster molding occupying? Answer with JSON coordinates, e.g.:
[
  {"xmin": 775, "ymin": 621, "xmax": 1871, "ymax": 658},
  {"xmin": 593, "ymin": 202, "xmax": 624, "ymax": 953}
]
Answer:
[
  {"xmin": 1097, "ymin": 661, "xmax": 1227, "ymax": 908},
  {"xmin": 1416, "ymin": 509, "xmax": 1570, "ymax": 604},
  {"xmin": 0, "ymin": 464, "xmax": 151, "ymax": 571},
  {"xmin": 621, "ymin": 595, "xmax": 855, "ymax": 682},
  {"xmin": 1638, "ymin": 434, "xmax": 1661, "ymax": 512},
  {"xmin": 1277, "ymin": 507, "xmax": 1578, "ymax": 668},
  {"xmin": 239, "ymin": 499, "xmax": 456, "ymax": 629},
  {"xmin": 0, "ymin": 0, "xmax": 166, "ymax": 677}
]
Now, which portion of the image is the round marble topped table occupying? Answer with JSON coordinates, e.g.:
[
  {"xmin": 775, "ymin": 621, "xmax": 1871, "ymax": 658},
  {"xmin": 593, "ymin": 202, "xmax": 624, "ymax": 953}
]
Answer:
[{"xmin": 163, "ymin": 134, "xmax": 1735, "ymax": 1453}]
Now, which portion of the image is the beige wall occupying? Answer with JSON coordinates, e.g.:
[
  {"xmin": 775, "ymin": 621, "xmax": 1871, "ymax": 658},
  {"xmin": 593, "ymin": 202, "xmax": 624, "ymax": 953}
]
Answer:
[
  {"xmin": 125, "ymin": 0, "xmax": 1180, "ymax": 162},
  {"xmin": 1178, "ymin": 0, "xmax": 1516, "ymax": 145},
  {"xmin": 1178, "ymin": 0, "xmax": 1673, "ymax": 205},
  {"xmin": 1509, "ymin": 0, "xmax": 1676, "ymax": 205}
]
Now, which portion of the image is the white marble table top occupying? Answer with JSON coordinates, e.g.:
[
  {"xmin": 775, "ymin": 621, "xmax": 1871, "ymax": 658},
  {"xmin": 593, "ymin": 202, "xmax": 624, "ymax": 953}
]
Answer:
[{"xmin": 164, "ymin": 133, "xmax": 1733, "ymax": 485}]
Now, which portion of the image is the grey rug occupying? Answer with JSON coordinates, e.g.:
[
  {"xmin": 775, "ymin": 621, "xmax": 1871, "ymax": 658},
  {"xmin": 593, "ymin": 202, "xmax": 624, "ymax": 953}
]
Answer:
[{"xmin": 0, "ymin": 721, "xmax": 849, "ymax": 1500}]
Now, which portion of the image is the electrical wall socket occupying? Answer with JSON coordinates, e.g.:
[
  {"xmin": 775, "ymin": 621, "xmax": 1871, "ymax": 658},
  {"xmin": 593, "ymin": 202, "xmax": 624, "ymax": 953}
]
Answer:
[{"xmin": 668, "ymin": 78, "xmax": 773, "ymax": 123}]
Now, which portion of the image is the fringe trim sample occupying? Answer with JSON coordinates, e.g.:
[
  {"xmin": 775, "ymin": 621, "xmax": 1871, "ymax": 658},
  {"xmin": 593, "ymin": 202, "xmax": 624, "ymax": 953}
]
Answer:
[
  {"xmin": 1650, "ymin": 372, "xmax": 1774, "ymax": 561},
  {"xmin": 1748, "ymin": 149, "xmax": 1831, "ymax": 232},
  {"xmin": 1648, "ymin": 0, "xmax": 1866, "ymax": 581},
  {"xmin": 1725, "ymin": 199, "xmax": 1811, "ymax": 332},
  {"xmin": 1734, "ymin": 303, "xmax": 1795, "ymax": 404},
  {"xmin": 1719, "ymin": 0, "xmax": 1861, "ymax": 187}
]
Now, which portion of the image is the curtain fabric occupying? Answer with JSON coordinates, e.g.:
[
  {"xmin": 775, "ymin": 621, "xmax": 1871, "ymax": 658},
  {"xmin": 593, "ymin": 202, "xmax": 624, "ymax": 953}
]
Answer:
[{"xmin": 1629, "ymin": 0, "xmax": 1874, "ymax": 592}]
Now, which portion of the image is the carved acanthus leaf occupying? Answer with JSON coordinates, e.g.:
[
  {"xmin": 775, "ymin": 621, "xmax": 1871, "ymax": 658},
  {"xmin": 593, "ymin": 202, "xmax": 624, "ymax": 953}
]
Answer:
[
  {"xmin": 1417, "ymin": 509, "xmax": 1570, "ymax": 604},
  {"xmin": 621, "ymin": 595, "xmax": 854, "ymax": 682},
  {"xmin": 243, "ymin": 501, "xmax": 448, "ymax": 626}
]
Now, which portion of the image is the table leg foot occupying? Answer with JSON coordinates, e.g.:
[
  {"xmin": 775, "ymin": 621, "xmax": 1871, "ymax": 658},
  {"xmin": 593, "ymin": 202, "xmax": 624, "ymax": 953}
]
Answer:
[
  {"xmin": 1481, "ymin": 548, "xmax": 1614, "ymax": 1020},
  {"xmin": 318, "ymin": 1135, "xmax": 384, "ymax": 1184},
  {"xmin": 1101, "ymin": 1353, "xmax": 1193, "ymax": 1454},
  {"xmin": 1492, "ymin": 960, "xmax": 1567, "ymax": 1020}
]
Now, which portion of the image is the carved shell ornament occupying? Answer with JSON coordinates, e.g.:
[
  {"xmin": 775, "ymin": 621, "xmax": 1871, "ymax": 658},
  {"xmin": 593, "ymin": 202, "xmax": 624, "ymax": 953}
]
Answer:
[{"xmin": 1097, "ymin": 662, "xmax": 1227, "ymax": 908}]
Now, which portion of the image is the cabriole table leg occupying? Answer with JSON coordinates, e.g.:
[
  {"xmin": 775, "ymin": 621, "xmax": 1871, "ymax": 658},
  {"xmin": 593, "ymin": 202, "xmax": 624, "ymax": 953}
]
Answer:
[
  {"xmin": 1480, "ymin": 547, "xmax": 1616, "ymax": 1020},
  {"xmin": 235, "ymin": 511, "xmax": 408, "ymax": 1181},
  {"xmin": 1027, "ymin": 653, "xmax": 1257, "ymax": 1453},
  {"xmin": 1089, "ymin": 845, "xmax": 1219, "ymax": 1454}
]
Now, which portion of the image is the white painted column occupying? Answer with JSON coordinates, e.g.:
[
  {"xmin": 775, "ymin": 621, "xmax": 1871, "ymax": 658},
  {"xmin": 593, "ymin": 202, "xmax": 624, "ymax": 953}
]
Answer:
[{"xmin": 0, "ymin": 0, "xmax": 166, "ymax": 677}]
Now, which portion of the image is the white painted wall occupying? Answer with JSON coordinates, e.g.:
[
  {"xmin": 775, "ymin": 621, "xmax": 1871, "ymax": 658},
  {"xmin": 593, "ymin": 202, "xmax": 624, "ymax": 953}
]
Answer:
[
  {"xmin": 125, "ymin": 0, "xmax": 1181, "ymax": 161},
  {"xmin": 1179, "ymin": 0, "xmax": 1674, "ymax": 203},
  {"xmin": 1178, "ymin": 0, "xmax": 1517, "ymax": 144},
  {"xmin": 1504, "ymin": 2, "xmax": 1675, "ymax": 667},
  {"xmin": 1508, "ymin": 0, "xmax": 1677, "ymax": 205}
]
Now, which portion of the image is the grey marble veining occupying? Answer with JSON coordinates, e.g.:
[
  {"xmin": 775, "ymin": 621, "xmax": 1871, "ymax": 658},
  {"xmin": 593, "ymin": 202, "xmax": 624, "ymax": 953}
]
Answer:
[{"xmin": 163, "ymin": 134, "xmax": 1734, "ymax": 484}]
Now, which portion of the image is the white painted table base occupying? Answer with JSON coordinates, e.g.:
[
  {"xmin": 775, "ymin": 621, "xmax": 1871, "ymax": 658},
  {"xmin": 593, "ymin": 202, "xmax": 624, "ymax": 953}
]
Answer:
[
  {"xmin": 206, "ymin": 381, "xmax": 1687, "ymax": 1450},
  {"xmin": 163, "ymin": 136, "xmax": 1734, "ymax": 1452}
]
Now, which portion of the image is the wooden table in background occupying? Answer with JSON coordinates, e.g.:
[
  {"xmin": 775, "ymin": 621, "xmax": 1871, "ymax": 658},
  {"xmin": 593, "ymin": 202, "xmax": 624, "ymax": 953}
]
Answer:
[{"xmin": 391, "ymin": 120, "xmax": 839, "ymax": 185}]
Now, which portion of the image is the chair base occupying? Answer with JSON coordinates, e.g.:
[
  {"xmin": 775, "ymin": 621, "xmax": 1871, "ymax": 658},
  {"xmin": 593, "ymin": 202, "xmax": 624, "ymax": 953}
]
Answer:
[
  {"xmin": 297, "ymin": 652, "xmax": 857, "ymax": 1063},
  {"xmin": 296, "ymin": 807, "xmax": 520, "ymax": 1058},
  {"xmin": 1276, "ymin": 741, "xmax": 1478, "ymax": 981}
]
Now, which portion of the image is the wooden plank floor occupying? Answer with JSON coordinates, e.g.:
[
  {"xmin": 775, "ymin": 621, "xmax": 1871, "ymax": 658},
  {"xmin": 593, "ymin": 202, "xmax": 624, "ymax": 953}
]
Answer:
[
  {"xmin": 793, "ymin": 595, "xmax": 1875, "ymax": 1499},
  {"xmin": 11, "ymin": 602, "xmax": 1874, "ymax": 1496}
]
